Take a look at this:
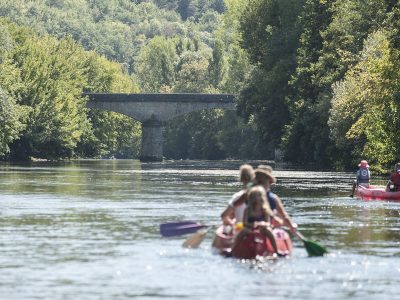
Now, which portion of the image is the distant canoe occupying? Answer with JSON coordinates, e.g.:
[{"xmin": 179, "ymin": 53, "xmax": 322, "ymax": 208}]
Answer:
[{"xmin": 356, "ymin": 185, "xmax": 400, "ymax": 201}]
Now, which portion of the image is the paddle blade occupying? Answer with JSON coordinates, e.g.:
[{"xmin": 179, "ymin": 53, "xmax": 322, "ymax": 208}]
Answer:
[
  {"xmin": 303, "ymin": 240, "xmax": 328, "ymax": 257},
  {"xmin": 182, "ymin": 228, "xmax": 209, "ymax": 249},
  {"xmin": 160, "ymin": 221, "xmax": 207, "ymax": 237}
]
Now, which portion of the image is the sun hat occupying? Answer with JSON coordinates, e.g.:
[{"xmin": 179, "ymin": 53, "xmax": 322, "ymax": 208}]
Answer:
[
  {"xmin": 254, "ymin": 165, "xmax": 276, "ymax": 184},
  {"xmin": 358, "ymin": 160, "xmax": 369, "ymax": 168}
]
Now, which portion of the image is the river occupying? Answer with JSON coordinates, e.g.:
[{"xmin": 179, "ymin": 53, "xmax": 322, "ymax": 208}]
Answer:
[{"xmin": 0, "ymin": 160, "xmax": 399, "ymax": 299}]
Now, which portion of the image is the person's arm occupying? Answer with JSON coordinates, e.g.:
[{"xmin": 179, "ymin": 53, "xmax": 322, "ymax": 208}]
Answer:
[
  {"xmin": 221, "ymin": 205, "xmax": 235, "ymax": 226},
  {"xmin": 274, "ymin": 196, "xmax": 297, "ymax": 233}
]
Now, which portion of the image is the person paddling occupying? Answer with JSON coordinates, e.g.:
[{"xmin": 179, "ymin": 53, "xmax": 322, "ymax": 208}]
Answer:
[
  {"xmin": 254, "ymin": 165, "xmax": 297, "ymax": 233},
  {"xmin": 386, "ymin": 163, "xmax": 400, "ymax": 192},
  {"xmin": 350, "ymin": 160, "xmax": 370, "ymax": 197},
  {"xmin": 220, "ymin": 164, "xmax": 254, "ymax": 234}
]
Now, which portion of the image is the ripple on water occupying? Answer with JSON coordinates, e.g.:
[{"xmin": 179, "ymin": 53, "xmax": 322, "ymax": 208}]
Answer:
[{"xmin": 0, "ymin": 160, "xmax": 400, "ymax": 299}]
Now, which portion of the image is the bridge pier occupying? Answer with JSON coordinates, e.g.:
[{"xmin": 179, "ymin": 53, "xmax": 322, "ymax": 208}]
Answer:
[
  {"xmin": 140, "ymin": 119, "xmax": 164, "ymax": 162},
  {"xmin": 85, "ymin": 93, "xmax": 235, "ymax": 161}
]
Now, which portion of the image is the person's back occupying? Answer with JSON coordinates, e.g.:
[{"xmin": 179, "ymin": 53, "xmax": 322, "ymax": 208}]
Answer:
[
  {"xmin": 356, "ymin": 160, "xmax": 370, "ymax": 187},
  {"xmin": 351, "ymin": 160, "xmax": 370, "ymax": 197},
  {"xmin": 221, "ymin": 164, "xmax": 255, "ymax": 231}
]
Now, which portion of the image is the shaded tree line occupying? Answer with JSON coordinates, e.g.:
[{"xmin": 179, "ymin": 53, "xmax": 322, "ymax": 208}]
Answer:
[{"xmin": 238, "ymin": 0, "xmax": 400, "ymax": 171}]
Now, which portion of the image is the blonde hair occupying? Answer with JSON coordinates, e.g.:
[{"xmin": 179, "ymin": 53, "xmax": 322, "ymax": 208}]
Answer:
[
  {"xmin": 246, "ymin": 186, "xmax": 274, "ymax": 220},
  {"xmin": 239, "ymin": 164, "xmax": 255, "ymax": 185}
]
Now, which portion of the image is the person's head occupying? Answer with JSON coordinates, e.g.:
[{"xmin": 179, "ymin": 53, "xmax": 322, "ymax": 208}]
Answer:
[
  {"xmin": 239, "ymin": 164, "xmax": 255, "ymax": 185},
  {"xmin": 395, "ymin": 163, "xmax": 400, "ymax": 173},
  {"xmin": 358, "ymin": 160, "xmax": 369, "ymax": 168},
  {"xmin": 254, "ymin": 165, "xmax": 276, "ymax": 186},
  {"xmin": 247, "ymin": 186, "xmax": 273, "ymax": 217}
]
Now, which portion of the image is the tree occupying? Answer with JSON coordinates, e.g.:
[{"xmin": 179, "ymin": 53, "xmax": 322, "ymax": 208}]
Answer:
[
  {"xmin": 329, "ymin": 30, "xmax": 400, "ymax": 171},
  {"xmin": 0, "ymin": 88, "xmax": 28, "ymax": 156},
  {"xmin": 237, "ymin": 0, "xmax": 304, "ymax": 152},
  {"xmin": 136, "ymin": 36, "xmax": 177, "ymax": 92},
  {"xmin": 208, "ymin": 38, "xmax": 225, "ymax": 88},
  {"xmin": 174, "ymin": 51, "xmax": 211, "ymax": 92},
  {"xmin": 282, "ymin": 0, "xmax": 333, "ymax": 165},
  {"xmin": 77, "ymin": 53, "xmax": 141, "ymax": 159},
  {"xmin": 11, "ymin": 35, "xmax": 89, "ymax": 159}
]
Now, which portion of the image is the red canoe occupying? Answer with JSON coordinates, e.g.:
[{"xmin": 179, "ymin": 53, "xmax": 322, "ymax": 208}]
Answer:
[
  {"xmin": 356, "ymin": 185, "xmax": 400, "ymax": 201},
  {"xmin": 212, "ymin": 226, "xmax": 292, "ymax": 259}
]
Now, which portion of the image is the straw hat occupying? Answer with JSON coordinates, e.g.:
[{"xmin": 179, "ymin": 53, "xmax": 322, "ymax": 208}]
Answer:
[{"xmin": 254, "ymin": 165, "xmax": 276, "ymax": 184}]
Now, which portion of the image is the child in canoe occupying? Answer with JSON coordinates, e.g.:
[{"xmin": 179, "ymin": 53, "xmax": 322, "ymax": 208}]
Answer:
[{"xmin": 232, "ymin": 185, "xmax": 283, "ymax": 255}]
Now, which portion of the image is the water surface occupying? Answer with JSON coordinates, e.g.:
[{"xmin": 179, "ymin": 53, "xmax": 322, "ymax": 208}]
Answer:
[{"xmin": 0, "ymin": 160, "xmax": 399, "ymax": 299}]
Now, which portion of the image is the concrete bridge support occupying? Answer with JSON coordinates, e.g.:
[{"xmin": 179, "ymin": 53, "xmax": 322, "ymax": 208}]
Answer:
[
  {"xmin": 140, "ymin": 119, "xmax": 164, "ymax": 161},
  {"xmin": 85, "ymin": 93, "xmax": 235, "ymax": 161}
]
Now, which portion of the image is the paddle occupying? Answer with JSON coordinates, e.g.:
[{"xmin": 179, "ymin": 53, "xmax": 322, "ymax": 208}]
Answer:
[
  {"xmin": 160, "ymin": 221, "xmax": 207, "ymax": 237},
  {"xmin": 295, "ymin": 231, "xmax": 328, "ymax": 257},
  {"xmin": 182, "ymin": 228, "xmax": 210, "ymax": 248}
]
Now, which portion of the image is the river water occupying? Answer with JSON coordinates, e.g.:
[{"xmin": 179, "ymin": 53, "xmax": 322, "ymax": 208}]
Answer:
[{"xmin": 0, "ymin": 160, "xmax": 399, "ymax": 299}]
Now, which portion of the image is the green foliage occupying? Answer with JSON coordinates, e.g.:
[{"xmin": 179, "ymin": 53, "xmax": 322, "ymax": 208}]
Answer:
[
  {"xmin": 282, "ymin": 0, "xmax": 333, "ymax": 164},
  {"xmin": 77, "ymin": 54, "xmax": 141, "ymax": 159},
  {"xmin": 136, "ymin": 36, "xmax": 177, "ymax": 92},
  {"xmin": 4, "ymin": 0, "xmax": 398, "ymax": 167},
  {"xmin": 0, "ymin": 19, "xmax": 141, "ymax": 160},
  {"xmin": 174, "ymin": 50, "xmax": 211, "ymax": 92},
  {"xmin": 0, "ymin": 0, "xmax": 257, "ymax": 161},
  {"xmin": 329, "ymin": 30, "xmax": 400, "ymax": 170},
  {"xmin": 0, "ymin": 88, "xmax": 29, "ymax": 156},
  {"xmin": 164, "ymin": 109, "xmax": 264, "ymax": 160},
  {"xmin": 10, "ymin": 34, "xmax": 89, "ymax": 159},
  {"xmin": 296, "ymin": 0, "xmax": 388, "ymax": 165},
  {"xmin": 216, "ymin": 0, "xmax": 252, "ymax": 94},
  {"xmin": 208, "ymin": 38, "xmax": 225, "ymax": 88},
  {"xmin": 237, "ymin": 0, "xmax": 304, "ymax": 150}
]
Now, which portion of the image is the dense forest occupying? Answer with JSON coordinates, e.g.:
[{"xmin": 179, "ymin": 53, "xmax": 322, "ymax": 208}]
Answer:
[{"xmin": 0, "ymin": 0, "xmax": 399, "ymax": 171}]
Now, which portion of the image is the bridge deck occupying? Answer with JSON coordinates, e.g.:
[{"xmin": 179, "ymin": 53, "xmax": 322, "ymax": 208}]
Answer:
[{"xmin": 84, "ymin": 93, "xmax": 236, "ymax": 103}]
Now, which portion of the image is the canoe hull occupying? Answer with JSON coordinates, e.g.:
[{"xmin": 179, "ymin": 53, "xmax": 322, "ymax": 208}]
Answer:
[
  {"xmin": 212, "ymin": 226, "xmax": 292, "ymax": 259},
  {"xmin": 356, "ymin": 185, "xmax": 400, "ymax": 201}
]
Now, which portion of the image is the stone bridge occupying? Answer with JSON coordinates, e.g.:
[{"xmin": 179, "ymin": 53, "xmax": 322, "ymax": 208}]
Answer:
[{"xmin": 85, "ymin": 93, "xmax": 236, "ymax": 161}]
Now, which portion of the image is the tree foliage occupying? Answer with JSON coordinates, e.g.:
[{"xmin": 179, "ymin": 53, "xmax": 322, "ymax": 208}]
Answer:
[
  {"xmin": 0, "ymin": 19, "xmax": 140, "ymax": 160},
  {"xmin": 237, "ymin": 0, "xmax": 304, "ymax": 151},
  {"xmin": 238, "ymin": 0, "xmax": 400, "ymax": 170},
  {"xmin": 1, "ymin": 0, "xmax": 399, "ymax": 168},
  {"xmin": 329, "ymin": 30, "xmax": 400, "ymax": 171}
]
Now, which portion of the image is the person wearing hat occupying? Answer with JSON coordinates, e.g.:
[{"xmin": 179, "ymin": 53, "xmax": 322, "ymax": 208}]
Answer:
[
  {"xmin": 254, "ymin": 165, "xmax": 298, "ymax": 234},
  {"xmin": 350, "ymin": 160, "xmax": 371, "ymax": 197},
  {"xmin": 386, "ymin": 163, "xmax": 400, "ymax": 192}
]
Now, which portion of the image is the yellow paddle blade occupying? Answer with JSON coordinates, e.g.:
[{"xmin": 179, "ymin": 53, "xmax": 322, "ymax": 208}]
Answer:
[{"xmin": 182, "ymin": 229, "xmax": 209, "ymax": 249}]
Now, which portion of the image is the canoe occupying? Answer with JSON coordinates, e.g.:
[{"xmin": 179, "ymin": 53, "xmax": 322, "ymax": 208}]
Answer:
[
  {"xmin": 356, "ymin": 185, "xmax": 400, "ymax": 201},
  {"xmin": 212, "ymin": 225, "xmax": 292, "ymax": 259}
]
